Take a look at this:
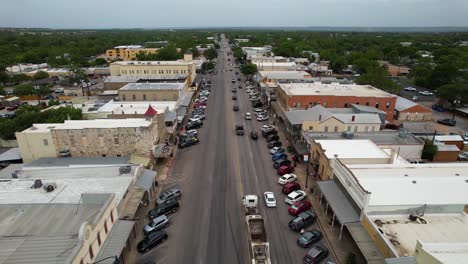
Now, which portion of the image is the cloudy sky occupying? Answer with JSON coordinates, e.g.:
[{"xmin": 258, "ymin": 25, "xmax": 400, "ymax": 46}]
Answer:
[{"xmin": 1, "ymin": 0, "xmax": 467, "ymax": 28}]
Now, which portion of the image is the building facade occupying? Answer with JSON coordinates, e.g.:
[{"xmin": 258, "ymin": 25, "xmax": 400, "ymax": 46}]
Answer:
[
  {"xmin": 106, "ymin": 45, "xmax": 158, "ymax": 61},
  {"xmin": 394, "ymin": 96, "xmax": 432, "ymax": 121},
  {"xmin": 118, "ymin": 82, "xmax": 185, "ymax": 102}
]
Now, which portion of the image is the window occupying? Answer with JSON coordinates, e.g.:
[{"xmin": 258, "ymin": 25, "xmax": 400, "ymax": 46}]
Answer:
[
  {"xmin": 324, "ymin": 126, "xmax": 329, "ymax": 132},
  {"xmin": 97, "ymin": 232, "xmax": 102, "ymax": 246},
  {"xmin": 365, "ymin": 126, "xmax": 369, "ymax": 132},
  {"xmin": 104, "ymin": 220, "xmax": 108, "ymax": 234},
  {"xmin": 308, "ymin": 126, "xmax": 313, "ymax": 131},
  {"xmin": 132, "ymin": 94, "xmax": 136, "ymax": 100},
  {"xmin": 334, "ymin": 101, "xmax": 338, "ymax": 108},
  {"xmin": 334, "ymin": 126, "xmax": 339, "ymax": 132},
  {"xmin": 110, "ymin": 211, "xmax": 114, "ymax": 223},
  {"xmin": 354, "ymin": 126, "xmax": 358, "ymax": 132},
  {"xmin": 347, "ymin": 126, "xmax": 351, "ymax": 131},
  {"xmin": 371, "ymin": 126, "xmax": 376, "ymax": 132},
  {"xmin": 386, "ymin": 102, "xmax": 390, "ymax": 109},
  {"xmin": 43, "ymin": 139, "xmax": 48, "ymax": 146},
  {"xmin": 173, "ymin": 94, "xmax": 177, "ymax": 100},
  {"xmin": 293, "ymin": 102, "xmax": 297, "ymax": 107},
  {"xmin": 122, "ymin": 95, "xmax": 126, "ymax": 101},
  {"xmin": 153, "ymin": 95, "xmax": 157, "ymax": 100},
  {"xmin": 89, "ymin": 245, "xmax": 94, "ymax": 259},
  {"xmin": 375, "ymin": 102, "xmax": 380, "ymax": 109},
  {"xmin": 323, "ymin": 102, "xmax": 328, "ymax": 108},
  {"xmin": 366, "ymin": 102, "xmax": 370, "ymax": 106},
  {"xmin": 344, "ymin": 102, "xmax": 348, "ymax": 108},
  {"xmin": 163, "ymin": 95, "xmax": 167, "ymax": 101},
  {"xmin": 114, "ymin": 137, "xmax": 119, "ymax": 145},
  {"xmin": 297, "ymin": 103, "xmax": 301, "ymax": 108},
  {"xmin": 98, "ymin": 136, "xmax": 105, "ymax": 147},
  {"xmin": 143, "ymin": 94, "xmax": 147, "ymax": 100}
]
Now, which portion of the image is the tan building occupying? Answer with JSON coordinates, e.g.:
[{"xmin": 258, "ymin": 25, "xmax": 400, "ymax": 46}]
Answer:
[
  {"xmin": 106, "ymin": 45, "xmax": 159, "ymax": 61},
  {"xmin": 16, "ymin": 118, "xmax": 164, "ymax": 163},
  {"xmin": 109, "ymin": 56, "xmax": 196, "ymax": 82},
  {"xmin": 103, "ymin": 75, "xmax": 186, "ymax": 90},
  {"xmin": 395, "ymin": 96, "xmax": 432, "ymax": 121},
  {"xmin": 118, "ymin": 82, "xmax": 185, "ymax": 102}
]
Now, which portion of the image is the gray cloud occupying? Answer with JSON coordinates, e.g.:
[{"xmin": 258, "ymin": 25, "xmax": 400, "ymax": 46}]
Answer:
[{"xmin": 0, "ymin": 0, "xmax": 467, "ymax": 28}]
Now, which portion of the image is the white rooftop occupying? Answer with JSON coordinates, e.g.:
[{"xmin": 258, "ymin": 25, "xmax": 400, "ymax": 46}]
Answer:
[
  {"xmin": 259, "ymin": 71, "xmax": 311, "ymax": 80},
  {"xmin": 119, "ymin": 82, "xmax": 185, "ymax": 91},
  {"xmin": 22, "ymin": 118, "xmax": 152, "ymax": 133},
  {"xmin": 316, "ymin": 140, "xmax": 390, "ymax": 159},
  {"xmin": 369, "ymin": 213, "xmax": 468, "ymax": 258},
  {"xmin": 347, "ymin": 163, "xmax": 468, "ymax": 206},
  {"xmin": 279, "ymin": 82, "xmax": 393, "ymax": 97},
  {"xmin": 417, "ymin": 242, "xmax": 468, "ymax": 264},
  {"xmin": 435, "ymin": 135, "xmax": 464, "ymax": 141},
  {"xmin": 114, "ymin": 45, "xmax": 143, "ymax": 49},
  {"xmin": 94, "ymin": 100, "xmax": 177, "ymax": 115},
  {"xmin": 111, "ymin": 60, "xmax": 193, "ymax": 66}
]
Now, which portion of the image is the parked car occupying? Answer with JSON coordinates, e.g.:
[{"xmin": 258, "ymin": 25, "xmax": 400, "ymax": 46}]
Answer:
[
  {"xmin": 270, "ymin": 146, "xmax": 285, "ymax": 155},
  {"xmin": 282, "ymin": 182, "xmax": 300, "ymax": 194},
  {"xmin": 404, "ymin": 86, "xmax": 417, "ymax": 91},
  {"xmin": 6, "ymin": 105, "xmax": 18, "ymax": 111},
  {"xmin": 263, "ymin": 129, "xmax": 278, "ymax": 138},
  {"xmin": 194, "ymin": 105, "xmax": 206, "ymax": 109},
  {"xmin": 272, "ymin": 152, "xmax": 287, "ymax": 161},
  {"xmin": 278, "ymin": 164, "xmax": 294, "ymax": 176},
  {"xmin": 178, "ymin": 137, "xmax": 199, "ymax": 148},
  {"xmin": 250, "ymin": 131, "xmax": 259, "ymax": 140},
  {"xmin": 244, "ymin": 112, "xmax": 252, "ymax": 120},
  {"xmin": 137, "ymin": 230, "xmax": 168, "ymax": 253},
  {"xmin": 288, "ymin": 199, "xmax": 312, "ymax": 215},
  {"xmin": 268, "ymin": 141, "xmax": 282, "ymax": 149},
  {"xmin": 419, "ymin": 91, "xmax": 433, "ymax": 96},
  {"xmin": 285, "ymin": 190, "xmax": 306, "ymax": 205},
  {"xmin": 144, "ymin": 215, "xmax": 169, "ymax": 235},
  {"xmin": 257, "ymin": 115, "xmax": 269, "ymax": 121},
  {"xmin": 185, "ymin": 120, "xmax": 203, "ymax": 130},
  {"xmin": 261, "ymin": 125, "xmax": 275, "ymax": 133},
  {"xmin": 264, "ymin": 192, "xmax": 277, "ymax": 208},
  {"xmin": 190, "ymin": 114, "xmax": 206, "ymax": 121},
  {"xmin": 237, "ymin": 78, "xmax": 241, "ymax": 81},
  {"xmin": 458, "ymin": 151, "xmax": 468, "ymax": 161},
  {"xmin": 297, "ymin": 230, "xmax": 323, "ymax": 248},
  {"xmin": 148, "ymin": 199, "xmax": 179, "ymax": 219},
  {"xmin": 303, "ymin": 246, "xmax": 329, "ymax": 264},
  {"xmin": 157, "ymin": 188, "xmax": 182, "ymax": 205},
  {"xmin": 233, "ymin": 105, "xmax": 239, "ymax": 111},
  {"xmin": 278, "ymin": 173, "xmax": 297, "ymax": 185},
  {"xmin": 252, "ymin": 101, "xmax": 263, "ymax": 107},
  {"xmin": 266, "ymin": 134, "xmax": 280, "ymax": 142},
  {"xmin": 437, "ymin": 118, "xmax": 456, "ymax": 126},
  {"xmin": 273, "ymin": 159, "xmax": 291, "ymax": 169},
  {"xmin": 289, "ymin": 211, "xmax": 316, "ymax": 232}
]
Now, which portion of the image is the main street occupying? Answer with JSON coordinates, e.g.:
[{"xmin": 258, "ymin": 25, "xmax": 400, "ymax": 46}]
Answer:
[{"xmin": 138, "ymin": 37, "xmax": 332, "ymax": 264}]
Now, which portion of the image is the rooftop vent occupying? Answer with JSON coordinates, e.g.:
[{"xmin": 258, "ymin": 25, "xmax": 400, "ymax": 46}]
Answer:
[
  {"xmin": 32, "ymin": 179, "xmax": 43, "ymax": 188},
  {"xmin": 11, "ymin": 170, "xmax": 20, "ymax": 179},
  {"xmin": 119, "ymin": 166, "xmax": 132, "ymax": 174},
  {"xmin": 43, "ymin": 183, "xmax": 57, "ymax": 192}
]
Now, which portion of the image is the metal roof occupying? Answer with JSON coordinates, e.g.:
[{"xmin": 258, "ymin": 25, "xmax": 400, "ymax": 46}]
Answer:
[
  {"xmin": 95, "ymin": 220, "xmax": 135, "ymax": 264},
  {"xmin": 179, "ymin": 92, "xmax": 194, "ymax": 107},
  {"xmin": 284, "ymin": 105, "xmax": 381, "ymax": 125},
  {"xmin": 395, "ymin": 96, "xmax": 417, "ymax": 111},
  {"xmin": 317, "ymin": 180, "xmax": 360, "ymax": 224},
  {"xmin": 24, "ymin": 157, "xmax": 130, "ymax": 168},
  {"xmin": 0, "ymin": 148, "xmax": 21, "ymax": 162},
  {"xmin": 165, "ymin": 111, "xmax": 177, "ymax": 122},
  {"xmin": 135, "ymin": 169, "xmax": 156, "ymax": 191},
  {"xmin": 385, "ymin": 257, "xmax": 417, "ymax": 264},
  {"xmin": 119, "ymin": 82, "xmax": 185, "ymax": 91}
]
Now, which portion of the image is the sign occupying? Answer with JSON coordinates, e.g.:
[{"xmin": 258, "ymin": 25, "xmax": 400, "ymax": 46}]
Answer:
[{"xmin": 303, "ymin": 155, "xmax": 309, "ymax": 162}]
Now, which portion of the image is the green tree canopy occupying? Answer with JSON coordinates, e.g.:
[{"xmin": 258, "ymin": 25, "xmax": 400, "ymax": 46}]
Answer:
[
  {"xmin": 437, "ymin": 83, "xmax": 468, "ymax": 107},
  {"xmin": 421, "ymin": 138, "xmax": 438, "ymax": 161},
  {"xmin": 356, "ymin": 65, "xmax": 402, "ymax": 94},
  {"xmin": 13, "ymin": 84, "xmax": 35, "ymax": 96},
  {"xmin": 10, "ymin": 73, "xmax": 31, "ymax": 83},
  {"xmin": 240, "ymin": 64, "xmax": 258, "ymax": 77},
  {"xmin": 204, "ymin": 48, "xmax": 218, "ymax": 61},
  {"xmin": 201, "ymin": 61, "xmax": 215, "ymax": 73},
  {"xmin": 33, "ymin": 70, "xmax": 49, "ymax": 81}
]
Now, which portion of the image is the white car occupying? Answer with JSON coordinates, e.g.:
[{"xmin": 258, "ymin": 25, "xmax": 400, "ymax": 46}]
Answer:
[
  {"xmin": 270, "ymin": 146, "xmax": 284, "ymax": 155},
  {"xmin": 264, "ymin": 192, "xmax": 277, "ymax": 208},
  {"xmin": 285, "ymin": 190, "xmax": 306, "ymax": 205},
  {"xmin": 419, "ymin": 91, "xmax": 433, "ymax": 96},
  {"xmin": 189, "ymin": 117, "xmax": 202, "ymax": 122},
  {"xmin": 278, "ymin": 173, "xmax": 297, "ymax": 185},
  {"xmin": 200, "ymin": 91, "xmax": 210, "ymax": 96},
  {"xmin": 257, "ymin": 115, "xmax": 269, "ymax": 121},
  {"xmin": 404, "ymin": 86, "xmax": 417, "ymax": 91},
  {"xmin": 143, "ymin": 215, "xmax": 169, "ymax": 235},
  {"xmin": 245, "ymin": 112, "xmax": 252, "ymax": 120}
]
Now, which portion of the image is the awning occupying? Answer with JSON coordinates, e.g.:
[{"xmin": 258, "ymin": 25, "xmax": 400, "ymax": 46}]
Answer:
[
  {"xmin": 176, "ymin": 107, "xmax": 187, "ymax": 123},
  {"xmin": 179, "ymin": 92, "xmax": 194, "ymax": 107},
  {"xmin": 270, "ymin": 102, "xmax": 287, "ymax": 121},
  {"xmin": 347, "ymin": 222, "xmax": 386, "ymax": 264},
  {"xmin": 385, "ymin": 257, "xmax": 417, "ymax": 264},
  {"xmin": 153, "ymin": 144, "xmax": 173, "ymax": 158},
  {"xmin": 135, "ymin": 169, "xmax": 156, "ymax": 191},
  {"xmin": 95, "ymin": 220, "xmax": 135, "ymax": 264},
  {"xmin": 165, "ymin": 111, "xmax": 177, "ymax": 122},
  {"xmin": 317, "ymin": 180, "xmax": 360, "ymax": 225},
  {"xmin": 292, "ymin": 141, "xmax": 309, "ymax": 156},
  {"xmin": 0, "ymin": 148, "xmax": 21, "ymax": 162}
]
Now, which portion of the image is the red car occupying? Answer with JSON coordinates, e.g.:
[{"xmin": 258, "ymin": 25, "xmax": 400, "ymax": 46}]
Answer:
[
  {"xmin": 288, "ymin": 199, "xmax": 312, "ymax": 215},
  {"xmin": 6, "ymin": 105, "xmax": 18, "ymax": 111},
  {"xmin": 282, "ymin": 182, "xmax": 300, "ymax": 194},
  {"xmin": 277, "ymin": 165, "xmax": 294, "ymax": 175}
]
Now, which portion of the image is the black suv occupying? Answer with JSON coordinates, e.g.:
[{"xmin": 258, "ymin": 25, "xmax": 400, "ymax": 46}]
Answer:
[
  {"xmin": 262, "ymin": 129, "xmax": 277, "ymax": 138},
  {"xmin": 289, "ymin": 211, "xmax": 316, "ymax": 232},
  {"xmin": 273, "ymin": 158, "xmax": 291, "ymax": 169},
  {"xmin": 266, "ymin": 134, "xmax": 279, "ymax": 142},
  {"xmin": 268, "ymin": 140, "xmax": 282, "ymax": 149},
  {"xmin": 303, "ymin": 246, "xmax": 329, "ymax": 264},
  {"xmin": 137, "ymin": 230, "xmax": 168, "ymax": 253},
  {"xmin": 250, "ymin": 131, "xmax": 258, "ymax": 140},
  {"xmin": 148, "ymin": 199, "xmax": 179, "ymax": 219},
  {"xmin": 178, "ymin": 137, "xmax": 199, "ymax": 148},
  {"xmin": 185, "ymin": 120, "xmax": 203, "ymax": 130}
]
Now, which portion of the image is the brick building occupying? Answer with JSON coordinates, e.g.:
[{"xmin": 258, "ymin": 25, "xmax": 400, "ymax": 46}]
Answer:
[
  {"xmin": 394, "ymin": 96, "xmax": 433, "ymax": 121},
  {"xmin": 276, "ymin": 82, "xmax": 397, "ymax": 122}
]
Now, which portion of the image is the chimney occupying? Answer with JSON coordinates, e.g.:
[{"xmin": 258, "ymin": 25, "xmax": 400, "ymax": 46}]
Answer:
[{"xmin": 352, "ymin": 115, "xmax": 355, "ymax": 122}]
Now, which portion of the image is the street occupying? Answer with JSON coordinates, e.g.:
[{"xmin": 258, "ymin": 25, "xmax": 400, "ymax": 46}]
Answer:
[{"xmin": 137, "ymin": 38, "xmax": 333, "ymax": 264}]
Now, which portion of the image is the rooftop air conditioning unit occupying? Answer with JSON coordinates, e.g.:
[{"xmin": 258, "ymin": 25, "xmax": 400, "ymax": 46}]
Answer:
[
  {"xmin": 43, "ymin": 183, "xmax": 57, "ymax": 192},
  {"xmin": 32, "ymin": 179, "xmax": 43, "ymax": 188},
  {"xmin": 119, "ymin": 166, "xmax": 132, "ymax": 174}
]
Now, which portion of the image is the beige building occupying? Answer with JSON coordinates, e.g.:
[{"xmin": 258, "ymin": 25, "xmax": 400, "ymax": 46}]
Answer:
[
  {"xmin": 109, "ymin": 56, "xmax": 196, "ymax": 82},
  {"xmin": 118, "ymin": 82, "xmax": 185, "ymax": 102},
  {"xmin": 16, "ymin": 118, "xmax": 164, "ymax": 163},
  {"xmin": 106, "ymin": 45, "xmax": 159, "ymax": 61}
]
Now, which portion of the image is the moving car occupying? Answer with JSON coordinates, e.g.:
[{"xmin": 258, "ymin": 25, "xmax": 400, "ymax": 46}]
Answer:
[
  {"xmin": 285, "ymin": 190, "xmax": 306, "ymax": 205},
  {"xmin": 437, "ymin": 118, "xmax": 456, "ymax": 126},
  {"xmin": 178, "ymin": 137, "xmax": 199, "ymax": 148},
  {"xmin": 148, "ymin": 199, "xmax": 179, "ymax": 219},
  {"xmin": 244, "ymin": 112, "xmax": 252, "ymax": 120},
  {"xmin": 231, "ymin": 88, "xmax": 237, "ymax": 93},
  {"xmin": 157, "ymin": 188, "xmax": 182, "ymax": 205},
  {"xmin": 419, "ymin": 90, "xmax": 433, "ymax": 96},
  {"xmin": 137, "ymin": 231, "xmax": 168, "ymax": 253},
  {"xmin": 233, "ymin": 105, "xmax": 239, "ymax": 111},
  {"xmin": 303, "ymin": 246, "xmax": 329, "ymax": 264},
  {"xmin": 288, "ymin": 211, "xmax": 316, "ymax": 232},
  {"xmin": 297, "ymin": 230, "xmax": 323, "ymax": 248},
  {"xmin": 268, "ymin": 141, "xmax": 282, "ymax": 149},
  {"xmin": 232, "ymin": 95, "xmax": 237, "ymax": 100},
  {"xmin": 278, "ymin": 173, "xmax": 297, "ymax": 185},
  {"xmin": 143, "ymin": 215, "xmax": 169, "ymax": 235},
  {"xmin": 278, "ymin": 164, "xmax": 294, "ymax": 176},
  {"xmin": 6, "ymin": 105, "xmax": 18, "ymax": 111},
  {"xmin": 270, "ymin": 146, "xmax": 284, "ymax": 155},
  {"xmin": 288, "ymin": 199, "xmax": 312, "ymax": 215},
  {"xmin": 250, "ymin": 131, "xmax": 259, "ymax": 140},
  {"xmin": 273, "ymin": 159, "xmax": 291, "ymax": 169},
  {"xmin": 263, "ymin": 192, "xmax": 277, "ymax": 208},
  {"xmin": 236, "ymin": 125, "xmax": 244, "ymax": 135}
]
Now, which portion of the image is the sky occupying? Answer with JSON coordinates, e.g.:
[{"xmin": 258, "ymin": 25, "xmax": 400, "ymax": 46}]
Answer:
[{"xmin": 1, "ymin": 0, "xmax": 468, "ymax": 29}]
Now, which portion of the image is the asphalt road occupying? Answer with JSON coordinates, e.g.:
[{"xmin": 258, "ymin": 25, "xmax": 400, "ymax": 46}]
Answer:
[{"xmin": 137, "ymin": 38, "xmax": 333, "ymax": 264}]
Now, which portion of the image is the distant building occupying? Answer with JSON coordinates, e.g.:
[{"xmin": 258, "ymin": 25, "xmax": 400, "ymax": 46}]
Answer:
[
  {"xmin": 105, "ymin": 45, "xmax": 159, "ymax": 61},
  {"xmin": 308, "ymin": 61, "xmax": 332, "ymax": 75},
  {"xmin": 234, "ymin": 38, "xmax": 249, "ymax": 43},
  {"xmin": 253, "ymin": 62, "xmax": 296, "ymax": 71},
  {"xmin": 118, "ymin": 82, "xmax": 186, "ymax": 102},
  {"xmin": 249, "ymin": 56, "xmax": 288, "ymax": 64},
  {"xmin": 242, "ymin": 46, "xmax": 273, "ymax": 58},
  {"xmin": 400, "ymin": 42, "xmax": 413, "ymax": 46},
  {"xmin": 302, "ymin": 51, "xmax": 320, "ymax": 62},
  {"xmin": 378, "ymin": 60, "xmax": 410, "ymax": 76},
  {"xmin": 394, "ymin": 96, "xmax": 432, "ymax": 121}
]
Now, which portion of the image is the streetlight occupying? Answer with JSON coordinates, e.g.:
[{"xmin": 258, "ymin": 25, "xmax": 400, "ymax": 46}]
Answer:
[
  {"xmin": 34, "ymin": 84, "xmax": 41, "ymax": 106},
  {"xmin": 91, "ymin": 256, "xmax": 120, "ymax": 264}
]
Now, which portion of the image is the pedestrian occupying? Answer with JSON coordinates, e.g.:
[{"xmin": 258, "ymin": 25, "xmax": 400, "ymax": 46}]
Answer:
[{"xmin": 300, "ymin": 228, "xmax": 305, "ymax": 234}]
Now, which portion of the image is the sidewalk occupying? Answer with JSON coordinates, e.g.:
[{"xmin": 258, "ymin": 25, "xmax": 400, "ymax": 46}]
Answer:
[{"xmin": 294, "ymin": 162, "xmax": 366, "ymax": 264}]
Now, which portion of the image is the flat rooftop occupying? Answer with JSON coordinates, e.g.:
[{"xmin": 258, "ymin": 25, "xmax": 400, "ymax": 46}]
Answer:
[
  {"xmin": 111, "ymin": 60, "xmax": 193, "ymax": 66},
  {"xmin": 304, "ymin": 130, "xmax": 424, "ymax": 146},
  {"xmin": 119, "ymin": 82, "xmax": 185, "ymax": 91},
  {"xmin": 114, "ymin": 45, "xmax": 143, "ymax": 49},
  {"xmin": 259, "ymin": 71, "xmax": 311, "ymax": 80},
  {"xmin": 21, "ymin": 118, "xmax": 152, "ymax": 133},
  {"xmin": 347, "ymin": 163, "xmax": 468, "ymax": 206},
  {"xmin": 316, "ymin": 139, "xmax": 390, "ymax": 159},
  {"xmin": 104, "ymin": 75, "xmax": 186, "ymax": 83},
  {"xmin": 417, "ymin": 242, "xmax": 468, "ymax": 264},
  {"xmin": 279, "ymin": 82, "xmax": 393, "ymax": 97},
  {"xmin": 94, "ymin": 100, "xmax": 177, "ymax": 114},
  {"xmin": 369, "ymin": 213, "xmax": 468, "ymax": 258}
]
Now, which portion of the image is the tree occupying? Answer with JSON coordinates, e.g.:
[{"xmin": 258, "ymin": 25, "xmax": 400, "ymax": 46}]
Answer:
[
  {"xmin": 204, "ymin": 48, "xmax": 218, "ymax": 61},
  {"xmin": 0, "ymin": 71, "xmax": 9, "ymax": 84},
  {"xmin": 356, "ymin": 65, "xmax": 402, "ymax": 94},
  {"xmin": 93, "ymin": 58, "xmax": 108, "ymax": 66},
  {"xmin": 410, "ymin": 63, "xmax": 433, "ymax": 88},
  {"xmin": 13, "ymin": 84, "xmax": 35, "ymax": 96},
  {"xmin": 437, "ymin": 83, "xmax": 468, "ymax": 107},
  {"xmin": 240, "ymin": 64, "xmax": 258, "ymax": 78},
  {"xmin": 428, "ymin": 63, "xmax": 460, "ymax": 88},
  {"xmin": 69, "ymin": 65, "xmax": 89, "ymax": 96},
  {"xmin": 330, "ymin": 56, "xmax": 347, "ymax": 73},
  {"xmin": 10, "ymin": 73, "xmax": 31, "ymax": 83},
  {"xmin": 33, "ymin": 70, "xmax": 49, "ymax": 81},
  {"xmin": 48, "ymin": 100, "xmax": 60, "ymax": 106},
  {"xmin": 190, "ymin": 48, "xmax": 200, "ymax": 58},
  {"xmin": 421, "ymin": 138, "xmax": 438, "ymax": 161},
  {"xmin": 0, "ymin": 86, "xmax": 5, "ymax": 96},
  {"xmin": 201, "ymin": 61, "xmax": 215, "ymax": 73}
]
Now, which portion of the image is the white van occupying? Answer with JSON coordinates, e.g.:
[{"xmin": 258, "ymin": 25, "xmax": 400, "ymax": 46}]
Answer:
[{"xmin": 54, "ymin": 87, "xmax": 65, "ymax": 94}]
